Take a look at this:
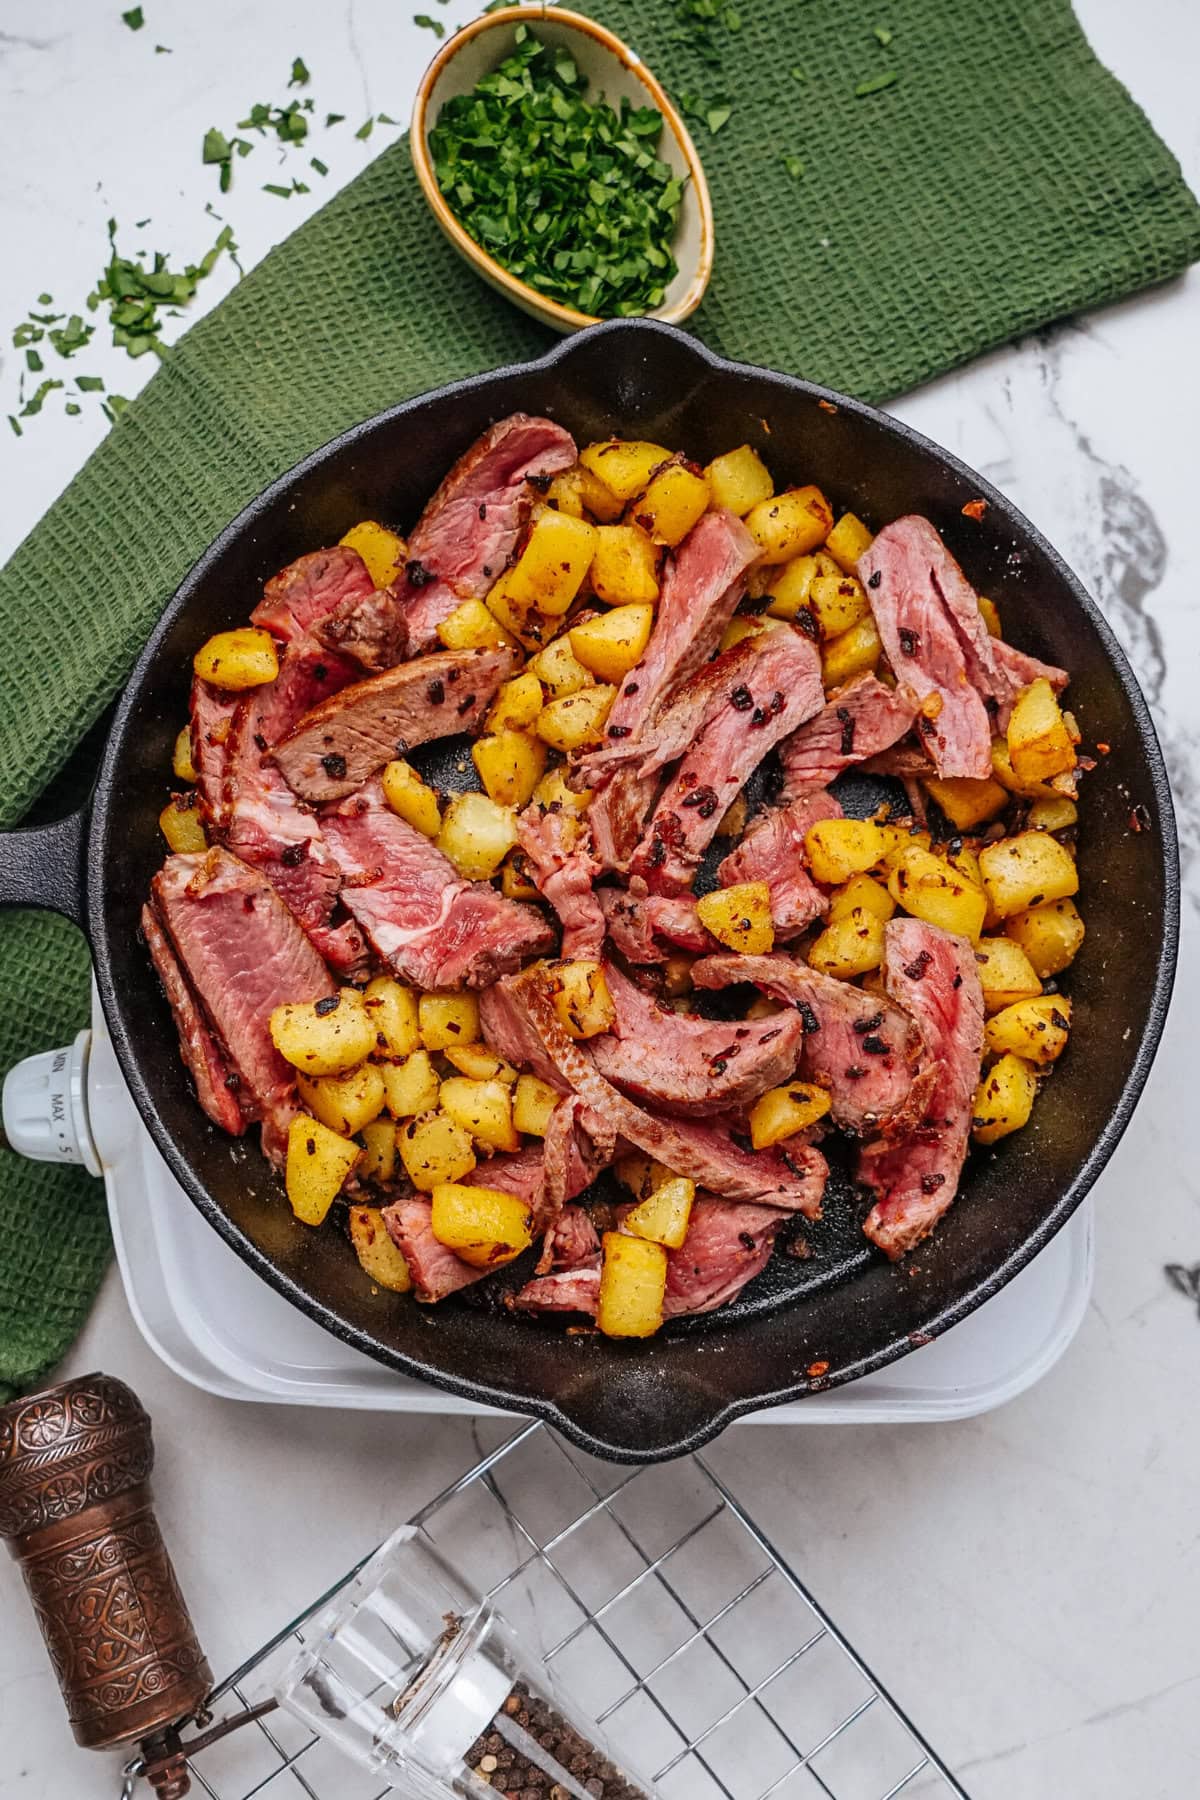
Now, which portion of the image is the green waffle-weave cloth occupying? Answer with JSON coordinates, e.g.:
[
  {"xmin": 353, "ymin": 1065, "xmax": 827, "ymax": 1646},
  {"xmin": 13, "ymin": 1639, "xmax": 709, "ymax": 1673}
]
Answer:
[{"xmin": 2, "ymin": 0, "xmax": 1197, "ymax": 1401}]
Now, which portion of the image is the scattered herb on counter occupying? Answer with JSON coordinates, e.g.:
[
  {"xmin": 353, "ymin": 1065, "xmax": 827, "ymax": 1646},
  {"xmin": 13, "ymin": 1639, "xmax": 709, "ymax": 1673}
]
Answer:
[
  {"xmin": 20, "ymin": 379, "xmax": 64, "ymax": 417},
  {"xmin": 289, "ymin": 56, "xmax": 311, "ymax": 86},
  {"xmin": 87, "ymin": 218, "xmax": 237, "ymax": 360},
  {"xmin": 355, "ymin": 117, "xmax": 374, "ymax": 140},
  {"xmin": 311, "ymin": 156, "xmax": 328, "ymax": 176},
  {"xmin": 154, "ymin": 43, "xmax": 170, "ymax": 53},
  {"xmin": 414, "ymin": 13, "xmax": 445, "ymax": 35},
  {"xmin": 790, "ymin": 64, "xmax": 807, "ymax": 81},
  {"xmin": 325, "ymin": 111, "xmax": 345, "ymax": 126},
  {"xmin": 873, "ymin": 25, "xmax": 894, "ymax": 46},
  {"xmin": 855, "ymin": 69, "xmax": 899, "ymax": 96},
  {"xmin": 121, "ymin": 6, "xmax": 144, "ymax": 28},
  {"xmin": 430, "ymin": 25, "xmax": 684, "ymax": 318},
  {"xmin": 263, "ymin": 179, "xmax": 311, "ymax": 199}
]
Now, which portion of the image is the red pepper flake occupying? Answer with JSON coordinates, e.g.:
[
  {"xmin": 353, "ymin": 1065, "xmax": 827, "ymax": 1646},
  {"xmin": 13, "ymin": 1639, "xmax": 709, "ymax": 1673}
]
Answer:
[
  {"xmin": 902, "ymin": 949, "xmax": 933, "ymax": 981},
  {"xmin": 961, "ymin": 498, "xmax": 988, "ymax": 521},
  {"xmin": 817, "ymin": 400, "xmax": 838, "ymax": 415},
  {"xmin": 1095, "ymin": 741, "xmax": 1111, "ymax": 755},
  {"xmin": 807, "ymin": 1359, "xmax": 830, "ymax": 1376}
]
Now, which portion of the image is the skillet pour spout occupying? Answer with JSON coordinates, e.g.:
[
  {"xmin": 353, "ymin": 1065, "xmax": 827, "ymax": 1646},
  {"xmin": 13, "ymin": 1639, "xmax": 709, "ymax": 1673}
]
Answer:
[{"xmin": 0, "ymin": 320, "xmax": 1178, "ymax": 1461}]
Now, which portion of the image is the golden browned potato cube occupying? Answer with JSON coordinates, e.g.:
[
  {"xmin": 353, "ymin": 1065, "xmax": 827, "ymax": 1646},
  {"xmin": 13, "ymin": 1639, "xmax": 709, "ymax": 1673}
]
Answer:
[
  {"xmin": 527, "ymin": 633, "xmax": 595, "ymax": 699},
  {"xmin": 536, "ymin": 684, "xmax": 617, "ymax": 753},
  {"xmin": 429, "ymin": 1182, "xmax": 533, "ymax": 1268},
  {"xmin": 804, "ymin": 817, "xmax": 890, "ymax": 886},
  {"xmin": 381, "ymin": 759, "xmax": 442, "ymax": 838},
  {"xmin": 1007, "ymin": 678, "xmax": 1076, "ymax": 785},
  {"xmin": 696, "ymin": 882, "xmax": 775, "ymax": 955},
  {"xmin": 546, "ymin": 960, "xmax": 616, "ymax": 1039},
  {"xmin": 436, "ymin": 792, "xmax": 518, "ymax": 880},
  {"xmin": 923, "ymin": 775, "xmax": 1009, "ymax": 832},
  {"xmin": 808, "ymin": 572, "xmax": 870, "ymax": 639},
  {"xmin": 985, "ymin": 994, "xmax": 1071, "ymax": 1065},
  {"xmin": 745, "ymin": 485, "xmax": 834, "ymax": 564},
  {"xmin": 347, "ymin": 1203, "xmax": 411, "ymax": 1290},
  {"xmin": 339, "ymin": 520, "xmax": 408, "ymax": 589},
  {"xmin": 397, "ymin": 1111, "xmax": 477, "ymax": 1192},
  {"xmin": 1005, "ymin": 898, "xmax": 1085, "ymax": 978},
  {"xmin": 501, "ymin": 850, "xmax": 540, "ymax": 901},
  {"xmin": 504, "ymin": 511, "xmax": 597, "ymax": 617},
  {"xmin": 704, "ymin": 444, "xmax": 773, "ymax": 516},
  {"xmin": 597, "ymin": 1232, "xmax": 668, "ymax": 1338},
  {"xmin": 172, "ymin": 726, "xmax": 197, "ymax": 783},
  {"xmin": 590, "ymin": 524, "xmax": 660, "ymax": 606},
  {"xmin": 483, "ymin": 580, "xmax": 554, "ymax": 652},
  {"xmin": 615, "ymin": 1152, "xmax": 673, "ymax": 1198},
  {"xmin": 579, "ymin": 438, "xmax": 672, "ymax": 503},
  {"xmin": 418, "ymin": 991, "xmax": 481, "ymax": 1052},
  {"xmin": 380, "ymin": 1050, "xmax": 441, "ymax": 1119},
  {"xmin": 624, "ymin": 1175, "xmax": 696, "ymax": 1249},
  {"xmin": 569, "ymin": 603, "xmax": 654, "ymax": 683},
  {"xmin": 193, "ymin": 626, "xmax": 279, "ymax": 691},
  {"xmin": 887, "ymin": 844, "xmax": 987, "ymax": 941},
  {"xmin": 762, "ymin": 550, "xmax": 837, "ymax": 623},
  {"xmin": 364, "ymin": 975, "xmax": 420, "ymax": 1058},
  {"xmin": 357, "ymin": 1120, "xmax": 397, "ymax": 1186},
  {"xmin": 544, "ymin": 470, "xmax": 585, "ymax": 518},
  {"xmin": 978, "ymin": 596, "xmax": 1002, "ymax": 638},
  {"xmin": 437, "ymin": 597, "xmax": 519, "ymax": 654},
  {"xmin": 821, "ymin": 614, "xmax": 882, "ymax": 689},
  {"xmin": 487, "ymin": 671, "xmax": 544, "ymax": 732},
  {"xmin": 270, "ymin": 988, "xmax": 376, "ymax": 1076},
  {"xmin": 576, "ymin": 463, "xmax": 626, "ymax": 523},
  {"xmin": 530, "ymin": 768, "xmax": 592, "ymax": 814},
  {"xmin": 749, "ymin": 1082, "xmax": 833, "ymax": 1148},
  {"xmin": 824, "ymin": 512, "xmax": 874, "ymax": 573},
  {"xmin": 630, "ymin": 464, "xmax": 710, "ymax": 547},
  {"xmin": 971, "ymin": 1053, "xmax": 1038, "ymax": 1145},
  {"xmin": 443, "ymin": 1043, "xmax": 517, "ymax": 1083},
  {"xmin": 807, "ymin": 906, "xmax": 886, "ymax": 979},
  {"xmin": 1026, "ymin": 795, "xmax": 1078, "ymax": 832},
  {"xmin": 828, "ymin": 872, "xmax": 895, "ymax": 925},
  {"xmin": 472, "ymin": 730, "xmax": 548, "ymax": 809},
  {"xmin": 438, "ymin": 1076, "xmax": 520, "ymax": 1153},
  {"xmin": 285, "ymin": 1116, "xmax": 360, "ymax": 1226},
  {"xmin": 990, "ymin": 735, "xmax": 1060, "ymax": 801},
  {"xmin": 512, "ymin": 1072, "xmax": 562, "ymax": 1137},
  {"xmin": 978, "ymin": 830, "xmax": 1078, "ymax": 919},
  {"xmin": 297, "ymin": 1062, "xmax": 386, "ymax": 1136},
  {"xmin": 973, "ymin": 938, "xmax": 1044, "ymax": 1014},
  {"xmin": 159, "ymin": 793, "xmax": 207, "ymax": 855}
]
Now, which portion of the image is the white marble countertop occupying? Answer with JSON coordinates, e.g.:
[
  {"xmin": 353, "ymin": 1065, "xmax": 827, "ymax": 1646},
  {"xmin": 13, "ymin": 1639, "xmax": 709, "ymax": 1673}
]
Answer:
[{"xmin": 2, "ymin": 3, "xmax": 1199, "ymax": 1797}]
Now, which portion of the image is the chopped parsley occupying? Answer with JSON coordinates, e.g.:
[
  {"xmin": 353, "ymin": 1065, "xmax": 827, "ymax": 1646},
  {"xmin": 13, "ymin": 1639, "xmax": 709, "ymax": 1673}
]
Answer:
[
  {"xmin": 87, "ymin": 218, "xmax": 236, "ymax": 360},
  {"xmin": 289, "ymin": 56, "xmax": 311, "ymax": 86},
  {"xmin": 121, "ymin": 6, "xmax": 144, "ymax": 29},
  {"xmin": 855, "ymin": 70, "xmax": 899, "ymax": 96},
  {"xmin": 430, "ymin": 26, "xmax": 684, "ymax": 318},
  {"xmin": 782, "ymin": 154, "xmax": 805, "ymax": 180},
  {"xmin": 355, "ymin": 117, "xmax": 374, "ymax": 140},
  {"xmin": 873, "ymin": 25, "xmax": 894, "ymax": 46},
  {"xmin": 325, "ymin": 111, "xmax": 345, "ymax": 126},
  {"xmin": 414, "ymin": 13, "xmax": 445, "ymax": 35}
]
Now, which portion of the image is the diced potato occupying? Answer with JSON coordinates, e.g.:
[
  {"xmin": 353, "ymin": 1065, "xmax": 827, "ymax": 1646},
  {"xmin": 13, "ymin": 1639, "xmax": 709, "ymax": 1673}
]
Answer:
[
  {"xmin": 804, "ymin": 817, "xmax": 890, "ymax": 886},
  {"xmin": 719, "ymin": 616, "xmax": 768, "ymax": 653},
  {"xmin": 172, "ymin": 726, "xmax": 197, "ymax": 783},
  {"xmin": 364, "ymin": 976, "xmax": 420, "ymax": 1059},
  {"xmin": 986, "ymin": 995, "xmax": 1071, "ymax": 1065},
  {"xmin": 339, "ymin": 520, "xmax": 407, "ymax": 589},
  {"xmin": 531, "ymin": 767, "xmax": 592, "ymax": 814},
  {"xmin": 887, "ymin": 844, "xmax": 987, "ymax": 941},
  {"xmin": 569, "ymin": 604, "xmax": 654, "ymax": 683},
  {"xmin": 630, "ymin": 463, "xmax": 710, "ymax": 547},
  {"xmin": 545, "ymin": 960, "xmax": 616, "ymax": 1039},
  {"xmin": 971, "ymin": 1053, "xmax": 1038, "ymax": 1145},
  {"xmin": 978, "ymin": 596, "xmax": 1002, "ymax": 638},
  {"xmin": 438, "ymin": 1076, "xmax": 520, "ymax": 1153},
  {"xmin": 542, "ymin": 468, "xmax": 582, "ymax": 520},
  {"xmin": 575, "ymin": 463, "xmax": 627, "ymax": 523},
  {"xmin": 1005, "ymin": 898, "xmax": 1085, "ymax": 978},
  {"xmin": 527, "ymin": 633, "xmax": 595, "ymax": 699},
  {"xmin": 808, "ymin": 572, "xmax": 870, "ymax": 638},
  {"xmin": 824, "ymin": 512, "xmax": 874, "ymax": 573},
  {"xmin": 579, "ymin": 438, "xmax": 672, "ymax": 503},
  {"xmin": 973, "ymin": 938, "xmax": 1044, "ymax": 1014},
  {"xmin": 705, "ymin": 444, "xmax": 774, "ymax": 517},
  {"xmin": 749, "ymin": 1082, "xmax": 833, "ymax": 1149},
  {"xmin": 503, "ymin": 511, "xmax": 597, "ymax": 617},
  {"xmin": 624, "ymin": 1175, "xmax": 695, "ymax": 1249},
  {"xmin": 484, "ymin": 579, "xmax": 555, "ymax": 651},
  {"xmin": 193, "ymin": 626, "xmax": 279, "ymax": 691},
  {"xmin": 590, "ymin": 523, "xmax": 660, "ymax": 606},
  {"xmin": 876, "ymin": 826, "xmax": 931, "ymax": 875},
  {"xmin": 347, "ymin": 1203, "xmax": 411, "ymax": 1290},
  {"xmin": 807, "ymin": 906, "xmax": 886, "ymax": 979},
  {"xmin": 357, "ymin": 1120, "xmax": 397, "ymax": 1186},
  {"xmin": 923, "ymin": 775, "xmax": 1009, "ymax": 832},
  {"xmin": 1026, "ymin": 795, "xmax": 1078, "ymax": 832},
  {"xmin": 763, "ymin": 550, "xmax": 837, "ymax": 623},
  {"xmin": 437, "ymin": 597, "xmax": 519, "ymax": 653},
  {"xmin": 990, "ymin": 736, "xmax": 1060, "ymax": 801},
  {"xmin": 1007, "ymin": 679, "xmax": 1076, "ymax": 785},
  {"xmin": 380, "ymin": 1050, "xmax": 441, "ymax": 1119},
  {"xmin": 821, "ymin": 614, "xmax": 882, "ymax": 689},
  {"xmin": 286, "ymin": 1116, "xmax": 359, "ymax": 1226},
  {"xmin": 418, "ymin": 991, "xmax": 481, "ymax": 1051},
  {"xmin": 472, "ymin": 730, "xmax": 548, "ymax": 809},
  {"xmin": 443, "ymin": 1044, "xmax": 517, "ymax": 1083},
  {"xmin": 616, "ymin": 1152, "xmax": 670, "ymax": 1199},
  {"xmin": 513, "ymin": 1073, "xmax": 562, "ymax": 1137},
  {"xmin": 430, "ymin": 1181, "xmax": 533, "ymax": 1269},
  {"xmin": 270, "ymin": 988, "xmax": 376, "ymax": 1076},
  {"xmin": 159, "ymin": 793, "xmax": 207, "ymax": 854},
  {"xmin": 745, "ymin": 485, "xmax": 834, "ymax": 564},
  {"xmin": 828, "ymin": 872, "xmax": 895, "ymax": 925},
  {"xmin": 501, "ymin": 850, "xmax": 540, "ymax": 901},
  {"xmin": 381, "ymin": 759, "xmax": 442, "ymax": 838},
  {"xmin": 597, "ymin": 1232, "xmax": 668, "ymax": 1338},
  {"xmin": 978, "ymin": 830, "xmax": 1078, "ymax": 920},
  {"xmin": 696, "ymin": 882, "xmax": 775, "ymax": 955},
  {"xmin": 487, "ymin": 671, "xmax": 544, "ymax": 732},
  {"xmin": 436, "ymin": 792, "xmax": 518, "ymax": 880},
  {"xmin": 398, "ymin": 1111, "xmax": 477, "ymax": 1192},
  {"xmin": 536, "ymin": 684, "xmax": 617, "ymax": 752},
  {"xmin": 298, "ymin": 1062, "xmax": 386, "ymax": 1136}
]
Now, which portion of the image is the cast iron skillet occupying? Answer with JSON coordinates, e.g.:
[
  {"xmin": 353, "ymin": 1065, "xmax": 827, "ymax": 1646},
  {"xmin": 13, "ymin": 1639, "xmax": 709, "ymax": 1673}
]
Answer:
[{"xmin": 0, "ymin": 320, "xmax": 1178, "ymax": 1461}]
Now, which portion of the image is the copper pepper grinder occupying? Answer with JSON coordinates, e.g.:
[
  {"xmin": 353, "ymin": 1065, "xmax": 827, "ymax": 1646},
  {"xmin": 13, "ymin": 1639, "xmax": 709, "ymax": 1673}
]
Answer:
[{"xmin": 0, "ymin": 1372, "xmax": 212, "ymax": 1797}]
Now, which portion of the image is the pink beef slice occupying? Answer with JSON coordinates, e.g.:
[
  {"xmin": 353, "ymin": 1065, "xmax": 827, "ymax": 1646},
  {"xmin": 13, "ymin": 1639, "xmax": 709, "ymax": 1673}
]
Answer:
[
  {"xmin": 319, "ymin": 779, "xmax": 554, "ymax": 989},
  {"xmin": 599, "ymin": 889, "xmax": 713, "ymax": 964},
  {"xmin": 690, "ymin": 952, "xmax": 918, "ymax": 1137},
  {"xmin": 990, "ymin": 636, "xmax": 1069, "ymax": 704},
  {"xmin": 271, "ymin": 643, "xmax": 520, "ymax": 804},
  {"xmin": 860, "ymin": 517, "xmax": 1009, "ymax": 779},
  {"xmin": 315, "ymin": 584, "xmax": 409, "ymax": 673},
  {"xmin": 189, "ymin": 677, "xmax": 241, "ymax": 831},
  {"xmin": 148, "ymin": 848, "xmax": 337, "ymax": 1164},
  {"xmin": 396, "ymin": 414, "xmax": 577, "ymax": 652},
  {"xmin": 511, "ymin": 1202, "xmax": 602, "ymax": 1317},
  {"xmin": 516, "ymin": 805, "xmax": 606, "ymax": 959},
  {"xmin": 777, "ymin": 674, "xmax": 919, "ymax": 802},
  {"xmin": 382, "ymin": 1196, "xmax": 490, "ymax": 1303},
  {"xmin": 632, "ymin": 627, "xmax": 826, "ymax": 894},
  {"xmin": 663, "ymin": 1197, "xmax": 788, "ymax": 1317},
  {"xmin": 251, "ymin": 546, "xmax": 376, "ymax": 642},
  {"xmin": 717, "ymin": 791, "xmax": 843, "ymax": 939},
  {"xmin": 141, "ymin": 901, "xmax": 247, "ymax": 1137},
  {"xmin": 857, "ymin": 918, "xmax": 985, "ymax": 1259},
  {"xmin": 589, "ymin": 961, "xmax": 803, "ymax": 1117}
]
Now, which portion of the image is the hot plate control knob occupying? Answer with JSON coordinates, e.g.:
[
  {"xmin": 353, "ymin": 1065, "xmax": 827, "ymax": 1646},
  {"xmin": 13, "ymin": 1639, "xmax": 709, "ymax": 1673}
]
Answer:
[{"xmin": 1, "ymin": 1030, "xmax": 100, "ymax": 1175}]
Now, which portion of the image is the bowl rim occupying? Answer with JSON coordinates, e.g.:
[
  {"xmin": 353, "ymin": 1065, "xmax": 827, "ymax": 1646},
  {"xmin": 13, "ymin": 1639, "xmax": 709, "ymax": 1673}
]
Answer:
[{"xmin": 409, "ymin": 3, "xmax": 714, "ymax": 331}]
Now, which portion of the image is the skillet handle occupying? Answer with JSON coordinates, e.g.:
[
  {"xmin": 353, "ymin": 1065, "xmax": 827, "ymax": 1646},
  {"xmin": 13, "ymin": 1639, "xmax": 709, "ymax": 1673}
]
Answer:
[{"xmin": 0, "ymin": 807, "xmax": 88, "ymax": 931}]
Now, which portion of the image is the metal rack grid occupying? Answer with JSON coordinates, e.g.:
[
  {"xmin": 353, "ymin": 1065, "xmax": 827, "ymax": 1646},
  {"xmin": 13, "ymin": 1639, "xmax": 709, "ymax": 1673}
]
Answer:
[{"xmin": 138, "ymin": 1421, "xmax": 968, "ymax": 1800}]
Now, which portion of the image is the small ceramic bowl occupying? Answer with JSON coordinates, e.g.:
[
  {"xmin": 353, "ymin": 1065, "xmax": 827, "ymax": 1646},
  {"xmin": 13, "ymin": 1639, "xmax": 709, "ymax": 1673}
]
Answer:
[{"xmin": 410, "ymin": 4, "xmax": 713, "ymax": 333}]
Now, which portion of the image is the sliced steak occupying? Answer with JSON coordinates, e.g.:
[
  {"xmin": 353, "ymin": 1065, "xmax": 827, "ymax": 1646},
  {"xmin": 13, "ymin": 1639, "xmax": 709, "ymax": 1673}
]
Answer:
[
  {"xmin": 599, "ymin": 888, "xmax": 713, "ymax": 964},
  {"xmin": 314, "ymin": 583, "xmax": 408, "ymax": 672},
  {"xmin": 510, "ymin": 1260, "xmax": 601, "ymax": 1319},
  {"xmin": 778, "ymin": 674, "xmax": 919, "ymax": 801},
  {"xmin": 320, "ymin": 779, "xmax": 554, "ymax": 989},
  {"xmin": 691, "ymin": 952, "xmax": 917, "ymax": 1137},
  {"xmin": 537, "ymin": 1095, "xmax": 610, "ymax": 1236},
  {"xmin": 272, "ymin": 644, "xmax": 520, "ymax": 804},
  {"xmin": 662, "ymin": 1197, "xmax": 788, "ymax": 1317},
  {"xmin": 398, "ymin": 414, "xmax": 577, "ymax": 651},
  {"xmin": 189, "ymin": 677, "xmax": 240, "ymax": 831},
  {"xmin": 472, "ymin": 1145, "xmax": 546, "ymax": 1205},
  {"xmin": 589, "ymin": 962, "xmax": 804, "ymax": 1116},
  {"xmin": 595, "ymin": 631, "xmax": 768, "ymax": 785},
  {"xmin": 632, "ymin": 628, "xmax": 825, "ymax": 893},
  {"xmin": 149, "ymin": 848, "xmax": 336, "ymax": 1164},
  {"xmin": 717, "ymin": 791, "xmax": 843, "ymax": 938},
  {"xmin": 251, "ymin": 546, "xmax": 376, "ymax": 642},
  {"xmin": 857, "ymin": 918, "xmax": 985, "ymax": 1258},
  {"xmin": 885, "ymin": 519, "xmax": 1014, "ymax": 717},
  {"xmin": 990, "ymin": 637, "xmax": 1069, "ymax": 701},
  {"xmin": 141, "ymin": 901, "xmax": 246, "ymax": 1137},
  {"xmin": 480, "ymin": 975, "xmax": 566, "ymax": 1090},
  {"xmin": 517, "ymin": 807, "xmax": 605, "ymax": 959},
  {"xmin": 381, "ymin": 1195, "xmax": 489, "ymax": 1302}
]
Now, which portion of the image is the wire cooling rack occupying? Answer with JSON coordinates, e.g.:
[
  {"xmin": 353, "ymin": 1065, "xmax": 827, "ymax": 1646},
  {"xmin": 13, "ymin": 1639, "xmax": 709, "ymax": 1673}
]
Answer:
[{"xmin": 129, "ymin": 1421, "xmax": 968, "ymax": 1800}]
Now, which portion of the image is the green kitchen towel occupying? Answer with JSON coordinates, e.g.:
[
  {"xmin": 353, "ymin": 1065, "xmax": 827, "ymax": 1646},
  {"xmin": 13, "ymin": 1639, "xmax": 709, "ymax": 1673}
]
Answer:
[{"xmin": 1, "ymin": 0, "xmax": 1197, "ymax": 1400}]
